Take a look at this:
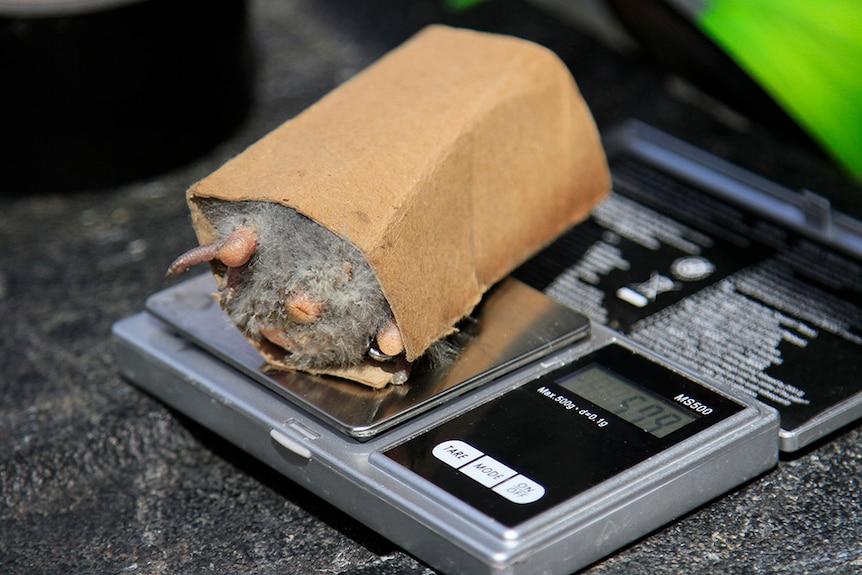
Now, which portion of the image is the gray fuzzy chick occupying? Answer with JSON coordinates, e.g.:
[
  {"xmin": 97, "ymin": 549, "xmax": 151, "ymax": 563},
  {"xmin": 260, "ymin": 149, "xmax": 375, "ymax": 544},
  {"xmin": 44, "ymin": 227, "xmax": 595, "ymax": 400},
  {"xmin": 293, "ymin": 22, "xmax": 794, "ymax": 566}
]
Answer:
[{"xmin": 167, "ymin": 200, "xmax": 406, "ymax": 375}]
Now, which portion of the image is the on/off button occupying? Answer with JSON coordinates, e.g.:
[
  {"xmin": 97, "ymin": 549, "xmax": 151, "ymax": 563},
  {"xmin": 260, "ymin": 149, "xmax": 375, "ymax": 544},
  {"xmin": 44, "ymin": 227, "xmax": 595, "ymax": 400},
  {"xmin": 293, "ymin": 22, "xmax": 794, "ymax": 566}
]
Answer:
[
  {"xmin": 432, "ymin": 440, "xmax": 545, "ymax": 504},
  {"xmin": 493, "ymin": 475, "xmax": 545, "ymax": 504}
]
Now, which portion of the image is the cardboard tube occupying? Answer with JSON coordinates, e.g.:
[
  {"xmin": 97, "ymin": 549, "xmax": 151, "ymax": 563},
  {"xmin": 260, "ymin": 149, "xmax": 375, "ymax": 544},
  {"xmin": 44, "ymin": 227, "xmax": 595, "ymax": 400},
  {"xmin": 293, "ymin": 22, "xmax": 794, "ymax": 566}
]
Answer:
[{"xmin": 187, "ymin": 25, "xmax": 610, "ymax": 383}]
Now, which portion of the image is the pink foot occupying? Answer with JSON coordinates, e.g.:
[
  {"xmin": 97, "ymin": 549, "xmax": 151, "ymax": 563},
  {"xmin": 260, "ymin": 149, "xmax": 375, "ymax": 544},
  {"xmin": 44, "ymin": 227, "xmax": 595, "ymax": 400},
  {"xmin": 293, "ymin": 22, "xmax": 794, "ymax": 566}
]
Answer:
[{"xmin": 376, "ymin": 319, "xmax": 404, "ymax": 357}]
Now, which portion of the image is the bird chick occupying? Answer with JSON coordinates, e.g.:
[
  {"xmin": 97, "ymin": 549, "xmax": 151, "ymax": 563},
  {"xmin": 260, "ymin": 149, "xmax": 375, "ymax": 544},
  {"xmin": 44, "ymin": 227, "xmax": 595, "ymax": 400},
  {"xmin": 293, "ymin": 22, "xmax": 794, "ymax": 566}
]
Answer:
[{"xmin": 167, "ymin": 200, "xmax": 407, "ymax": 376}]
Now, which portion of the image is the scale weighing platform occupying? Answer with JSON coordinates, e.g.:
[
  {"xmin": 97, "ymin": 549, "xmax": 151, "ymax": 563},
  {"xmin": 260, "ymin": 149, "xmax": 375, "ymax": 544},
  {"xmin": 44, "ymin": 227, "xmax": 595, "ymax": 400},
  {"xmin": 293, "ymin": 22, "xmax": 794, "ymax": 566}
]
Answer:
[{"xmin": 113, "ymin": 122, "xmax": 862, "ymax": 574}]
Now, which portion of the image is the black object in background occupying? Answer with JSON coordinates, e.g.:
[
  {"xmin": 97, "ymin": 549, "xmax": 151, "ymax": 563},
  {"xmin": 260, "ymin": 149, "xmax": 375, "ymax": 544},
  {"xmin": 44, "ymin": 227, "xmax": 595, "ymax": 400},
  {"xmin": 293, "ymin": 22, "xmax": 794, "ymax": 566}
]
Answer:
[
  {"xmin": 0, "ymin": 0, "xmax": 252, "ymax": 193},
  {"xmin": 605, "ymin": 0, "xmax": 811, "ymax": 141}
]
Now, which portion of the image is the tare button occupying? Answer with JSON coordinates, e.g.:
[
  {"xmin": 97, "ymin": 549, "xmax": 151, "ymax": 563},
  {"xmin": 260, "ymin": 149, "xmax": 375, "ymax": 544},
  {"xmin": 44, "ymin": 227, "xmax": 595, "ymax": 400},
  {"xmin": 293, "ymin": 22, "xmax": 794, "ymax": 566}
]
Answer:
[
  {"xmin": 432, "ymin": 440, "xmax": 484, "ymax": 468},
  {"xmin": 432, "ymin": 440, "xmax": 545, "ymax": 505}
]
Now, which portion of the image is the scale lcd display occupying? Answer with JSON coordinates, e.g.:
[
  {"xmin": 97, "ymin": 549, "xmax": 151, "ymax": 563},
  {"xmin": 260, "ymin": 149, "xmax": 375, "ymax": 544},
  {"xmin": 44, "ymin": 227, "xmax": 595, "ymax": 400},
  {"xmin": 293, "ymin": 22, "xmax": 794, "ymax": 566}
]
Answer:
[{"xmin": 558, "ymin": 365, "xmax": 697, "ymax": 438}]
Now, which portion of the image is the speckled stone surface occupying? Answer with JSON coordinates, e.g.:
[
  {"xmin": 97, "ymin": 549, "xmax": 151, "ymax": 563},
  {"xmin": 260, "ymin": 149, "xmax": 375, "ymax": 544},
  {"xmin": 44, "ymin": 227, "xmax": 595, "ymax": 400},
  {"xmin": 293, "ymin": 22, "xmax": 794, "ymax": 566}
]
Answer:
[{"xmin": 2, "ymin": 1, "xmax": 861, "ymax": 574}]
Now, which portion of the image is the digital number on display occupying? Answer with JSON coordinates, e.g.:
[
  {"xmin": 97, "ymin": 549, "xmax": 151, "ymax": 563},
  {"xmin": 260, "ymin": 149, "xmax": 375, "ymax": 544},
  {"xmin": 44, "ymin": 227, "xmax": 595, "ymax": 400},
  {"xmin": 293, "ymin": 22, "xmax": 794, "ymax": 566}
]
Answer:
[{"xmin": 557, "ymin": 365, "xmax": 698, "ymax": 438}]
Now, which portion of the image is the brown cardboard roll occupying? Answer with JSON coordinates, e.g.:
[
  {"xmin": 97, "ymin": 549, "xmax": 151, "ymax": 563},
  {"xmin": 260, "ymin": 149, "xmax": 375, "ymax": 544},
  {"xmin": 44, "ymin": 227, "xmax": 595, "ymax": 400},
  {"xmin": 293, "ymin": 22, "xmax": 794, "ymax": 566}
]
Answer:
[{"xmin": 187, "ymin": 25, "xmax": 610, "ymax": 386}]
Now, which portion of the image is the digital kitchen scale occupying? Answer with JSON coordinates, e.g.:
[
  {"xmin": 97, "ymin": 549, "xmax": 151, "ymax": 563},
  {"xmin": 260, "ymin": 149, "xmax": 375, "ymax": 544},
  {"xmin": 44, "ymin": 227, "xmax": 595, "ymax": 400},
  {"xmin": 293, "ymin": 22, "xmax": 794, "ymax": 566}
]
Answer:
[{"xmin": 113, "ymin": 121, "xmax": 862, "ymax": 574}]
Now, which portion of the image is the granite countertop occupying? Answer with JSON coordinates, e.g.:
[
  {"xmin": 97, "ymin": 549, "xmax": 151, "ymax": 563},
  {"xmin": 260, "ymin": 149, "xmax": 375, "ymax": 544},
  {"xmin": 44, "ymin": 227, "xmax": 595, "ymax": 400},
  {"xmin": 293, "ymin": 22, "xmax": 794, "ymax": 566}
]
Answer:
[{"xmin": 3, "ymin": 1, "xmax": 861, "ymax": 573}]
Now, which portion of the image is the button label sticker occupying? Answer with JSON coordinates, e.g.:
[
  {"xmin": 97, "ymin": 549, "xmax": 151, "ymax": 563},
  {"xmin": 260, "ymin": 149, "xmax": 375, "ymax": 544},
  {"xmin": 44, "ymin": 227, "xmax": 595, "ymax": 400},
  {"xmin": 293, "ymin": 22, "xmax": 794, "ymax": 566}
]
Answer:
[
  {"xmin": 493, "ymin": 475, "xmax": 546, "ymax": 504},
  {"xmin": 461, "ymin": 456, "xmax": 518, "ymax": 487},
  {"xmin": 432, "ymin": 440, "xmax": 483, "ymax": 469},
  {"xmin": 432, "ymin": 440, "xmax": 545, "ymax": 504}
]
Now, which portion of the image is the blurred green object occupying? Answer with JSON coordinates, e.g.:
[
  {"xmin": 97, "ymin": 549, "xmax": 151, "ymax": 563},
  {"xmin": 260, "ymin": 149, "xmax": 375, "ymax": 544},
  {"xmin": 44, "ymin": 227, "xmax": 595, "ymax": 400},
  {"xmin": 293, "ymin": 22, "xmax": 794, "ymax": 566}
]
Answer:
[
  {"xmin": 697, "ymin": 0, "xmax": 862, "ymax": 181},
  {"xmin": 445, "ymin": 0, "xmax": 487, "ymax": 11}
]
